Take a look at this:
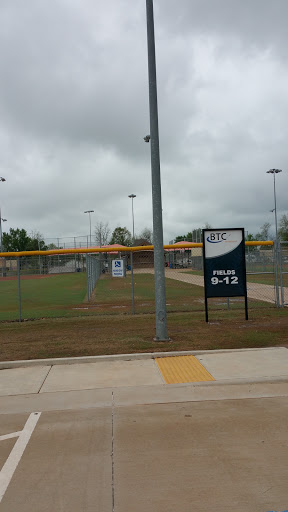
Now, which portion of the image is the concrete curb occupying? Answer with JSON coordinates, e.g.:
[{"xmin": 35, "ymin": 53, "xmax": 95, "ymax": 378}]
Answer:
[
  {"xmin": 158, "ymin": 375, "xmax": 288, "ymax": 387},
  {"xmin": 0, "ymin": 346, "xmax": 286, "ymax": 370}
]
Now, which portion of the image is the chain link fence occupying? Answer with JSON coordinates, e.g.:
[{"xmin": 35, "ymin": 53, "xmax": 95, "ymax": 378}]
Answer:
[
  {"xmin": 44, "ymin": 235, "xmax": 90, "ymax": 249},
  {"xmin": 280, "ymin": 241, "xmax": 288, "ymax": 306},
  {"xmin": 0, "ymin": 243, "xmax": 287, "ymax": 323},
  {"xmin": 83, "ymin": 244, "xmax": 280, "ymax": 315}
]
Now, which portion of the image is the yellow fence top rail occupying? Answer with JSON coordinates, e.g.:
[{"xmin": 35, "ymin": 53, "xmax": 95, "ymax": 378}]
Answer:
[{"xmin": 0, "ymin": 240, "xmax": 273, "ymax": 258}]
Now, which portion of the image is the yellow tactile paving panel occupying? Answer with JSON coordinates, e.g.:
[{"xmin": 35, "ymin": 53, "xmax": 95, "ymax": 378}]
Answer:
[{"xmin": 155, "ymin": 355, "xmax": 215, "ymax": 384}]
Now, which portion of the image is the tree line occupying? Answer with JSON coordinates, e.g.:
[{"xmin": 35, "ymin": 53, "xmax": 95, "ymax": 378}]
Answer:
[
  {"xmin": 173, "ymin": 216, "xmax": 288, "ymax": 243},
  {"xmin": 2, "ymin": 214, "xmax": 287, "ymax": 253},
  {"xmin": 95, "ymin": 222, "xmax": 153, "ymax": 246},
  {"xmin": 1, "ymin": 225, "xmax": 153, "ymax": 252},
  {"xmin": 2, "ymin": 229, "xmax": 48, "ymax": 252}
]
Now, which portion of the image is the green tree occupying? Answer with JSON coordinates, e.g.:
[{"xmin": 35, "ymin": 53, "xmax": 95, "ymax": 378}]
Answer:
[
  {"xmin": 245, "ymin": 233, "xmax": 257, "ymax": 251},
  {"xmin": 2, "ymin": 228, "xmax": 31, "ymax": 252},
  {"xmin": 174, "ymin": 234, "xmax": 188, "ymax": 243},
  {"xmin": 255, "ymin": 222, "xmax": 271, "ymax": 241},
  {"xmin": 245, "ymin": 233, "xmax": 256, "ymax": 241},
  {"xmin": 174, "ymin": 224, "xmax": 211, "ymax": 243},
  {"xmin": 2, "ymin": 228, "xmax": 47, "ymax": 252},
  {"xmin": 94, "ymin": 221, "xmax": 110, "ymax": 246},
  {"xmin": 110, "ymin": 227, "xmax": 132, "ymax": 246},
  {"xmin": 137, "ymin": 227, "xmax": 153, "ymax": 244},
  {"xmin": 28, "ymin": 231, "xmax": 47, "ymax": 251},
  {"xmin": 279, "ymin": 214, "xmax": 288, "ymax": 241}
]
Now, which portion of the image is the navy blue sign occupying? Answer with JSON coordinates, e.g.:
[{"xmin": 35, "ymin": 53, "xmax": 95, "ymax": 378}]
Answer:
[{"xmin": 203, "ymin": 228, "xmax": 248, "ymax": 321}]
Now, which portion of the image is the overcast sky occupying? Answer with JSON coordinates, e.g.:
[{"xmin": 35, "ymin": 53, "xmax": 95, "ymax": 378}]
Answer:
[{"xmin": 0, "ymin": 0, "xmax": 287, "ymax": 246}]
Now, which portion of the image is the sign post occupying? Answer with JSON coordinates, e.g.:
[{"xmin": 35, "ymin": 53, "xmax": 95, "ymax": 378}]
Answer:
[{"xmin": 203, "ymin": 228, "xmax": 248, "ymax": 322}]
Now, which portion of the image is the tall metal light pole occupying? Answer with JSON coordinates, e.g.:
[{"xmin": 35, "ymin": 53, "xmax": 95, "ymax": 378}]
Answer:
[
  {"xmin": 266, "ymin": 169, "xmax": 282, "ymax": 240},
  {"xmin": 128, "ymin": 194, "xmax": 136, "ymax": 314},
  {"xmin": 0, "ymin": 177, "xmax": 6, "ymax": 277},
  {"xmin": 128, "ymin": 194, "xmax": 136, "ymax": 241},
  {"xmin": 267, "ymin": 168, "xmax": 282, "ymax": 307},
  {"xmin": 84, "ymin": 210, "xmax": 94, "ymax": 247},
  {"xmin": 146, "ymin": 0, "xmax": 169, "ymax": 341},
  {"xmin": 0, "ymin": 212, "xmax": 6, "ymax": 251},
  {"xmin": 0, "ymin": 215, "xmax": 7, "ymax": 245}
]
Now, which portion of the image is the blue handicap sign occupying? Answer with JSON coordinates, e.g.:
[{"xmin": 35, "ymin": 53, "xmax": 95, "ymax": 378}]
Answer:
[{"xmin": 115, "ymin": 261, "xmax": 121, "ymax": 268}]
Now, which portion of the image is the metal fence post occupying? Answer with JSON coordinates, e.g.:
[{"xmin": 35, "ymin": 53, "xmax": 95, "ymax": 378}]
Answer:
[
  {"xmin": 92, "ymin": 256, "xmax": 96, "ymax": 290},
  {"xmin": 89, "ymin": 256, "xmax": 92, "ymax": 299},
  {"xmin": 279, "ymin": 241, "xmax": 284, "ymax": 307},
  {"xmin": 86, "ymin": 255, "xmax": 90, "ymax": 301},
  {"xmin": 131, "ymin": 249, "xmax": 135, "ymax": 314},
  {"xmin": 17, "ymin": 257, "xmax": 22, "ymax": 322},
  {"xmin": 74, "ymin": 237, "xmax": 77, "ymax": 272},
  {"xmin": 96, "ymin": 257, "xmax": 100, "ymax": 282},
  {"xmin": 38, "ymin": 240, "xmax": 41, "ymax": 275},
  {"xmin": 90, "ymin": 256, "xmax": 93, "ymax": 298},
  {"xmin": 274, "ymin": 240, "xmax": 280, "ymax": 307}
]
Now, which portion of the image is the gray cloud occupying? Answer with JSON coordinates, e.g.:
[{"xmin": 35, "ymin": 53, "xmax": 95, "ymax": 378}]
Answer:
[
  {"xmin": 157, "ymin": 0, "xmax": 288, "ymax": 58},
  {"xmin": 0, "ymin": 0, "xmax": 287, "ymax": 244}
]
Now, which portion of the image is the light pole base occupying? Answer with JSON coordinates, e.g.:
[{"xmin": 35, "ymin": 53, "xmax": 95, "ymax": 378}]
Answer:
[{"xmin": 153, "ymin": 337, "xmax": 172, "ymax": 342}]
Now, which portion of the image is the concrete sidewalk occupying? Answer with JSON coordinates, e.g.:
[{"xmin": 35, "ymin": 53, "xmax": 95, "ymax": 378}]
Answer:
[{"xmin": 0, "ymin": 347, "xmax": 288, "ymax": 398}]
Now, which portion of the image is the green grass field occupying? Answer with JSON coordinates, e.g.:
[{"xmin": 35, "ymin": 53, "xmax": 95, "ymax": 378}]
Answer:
[
  {"xmin": 0, "ymin": 270, "xmax": 274, "ymax": 323},
  {"xmin": 0, "ymin": 271, "xmax": 286, "ymax": 361},
  {"xmin": 92, "ymin": 273, "xmax": 206, "ymax": 314},
  {"xmin": 91, "ymin": 273, "xmax": 264, "ymax": 314},
  {"xmin": 0, "ymin": 273, "xmax": 87, "ymax": 321}
]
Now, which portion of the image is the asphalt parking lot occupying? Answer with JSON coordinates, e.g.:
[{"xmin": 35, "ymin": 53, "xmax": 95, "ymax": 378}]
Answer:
[{"xmin": 0, "ymin": 348, "xmax": 288, "ymax": 511}]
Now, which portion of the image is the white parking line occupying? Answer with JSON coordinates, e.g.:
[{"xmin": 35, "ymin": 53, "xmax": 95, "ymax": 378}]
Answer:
[
  {"xmin": 0, "ymin": 432, "xmax": 22, "ymax": 441},
  {"xmin": 0, "ymin": 412, "xmax": 41, "ymax": 503}
]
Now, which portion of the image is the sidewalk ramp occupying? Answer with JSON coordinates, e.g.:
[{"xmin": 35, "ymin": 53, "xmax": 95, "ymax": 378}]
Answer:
[{"xmin": 156, "ymin": 355, "xmax": 215, "ymax": 384}]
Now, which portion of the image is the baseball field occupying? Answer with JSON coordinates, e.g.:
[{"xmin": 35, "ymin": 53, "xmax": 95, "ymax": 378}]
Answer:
[{"xmin": 0, "ymin": 271, "xmax": 287, "ymax": 362}]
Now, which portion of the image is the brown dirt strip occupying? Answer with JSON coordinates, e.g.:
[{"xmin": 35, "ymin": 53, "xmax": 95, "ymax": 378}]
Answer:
[{"xmin": 0, "ymin": 311, "xmax": 287, "ymax": 362}]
